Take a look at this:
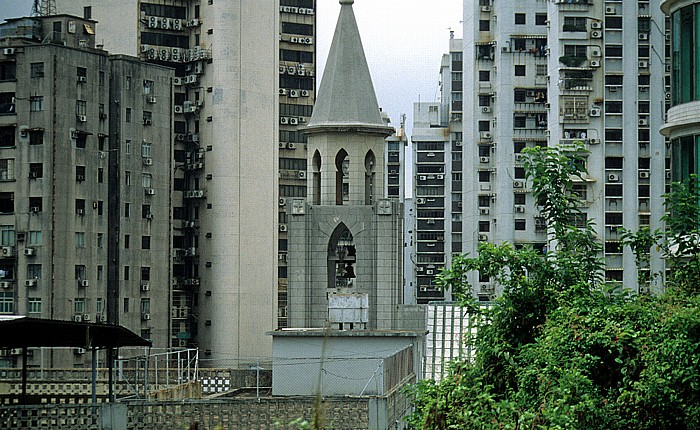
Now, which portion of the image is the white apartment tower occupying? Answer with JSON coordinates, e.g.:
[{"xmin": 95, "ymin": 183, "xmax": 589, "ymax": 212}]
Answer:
[
  {"xmin": 412, "ymin": 0, "xmax": 670, "ymax": 299},
  {"xmin": 58, "ymin": 1, "xmax": 282, "ymax": 364},
  {"xmin": 461, "ymin": 0, "xmax": 669, "ymax": 292}
]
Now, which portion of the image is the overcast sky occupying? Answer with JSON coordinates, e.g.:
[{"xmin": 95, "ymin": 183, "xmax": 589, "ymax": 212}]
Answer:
[{"xmin": 1, "ymin": 0, "xmax": 463, "ymax": 136}]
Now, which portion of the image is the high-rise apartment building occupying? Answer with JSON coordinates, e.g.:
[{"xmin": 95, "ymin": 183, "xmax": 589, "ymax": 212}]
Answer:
[
  {"xmin": 661, "ymin": 0, "xmax": 700, "ymax": 183},
  {"xmin": 0, "ymin": 14, "xmax": 172, "ymax": 367},
  {"xmin": 58, "ymin": 1, "xmax": 294, "ymax": 364},
  {"xmin": 412, "ymin": 0, "xmax": 670, "ymax": 299}
]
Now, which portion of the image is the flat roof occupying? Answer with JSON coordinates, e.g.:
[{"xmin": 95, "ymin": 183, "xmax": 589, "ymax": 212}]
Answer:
[{"xmin": 268, "ymin": 328, "xmax": 427, "ymax": 337}]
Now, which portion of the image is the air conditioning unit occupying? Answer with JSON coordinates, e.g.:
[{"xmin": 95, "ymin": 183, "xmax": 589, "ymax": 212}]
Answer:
[
  {"xmin": 174, "ymin": 77, "xmax": 182, "ymax": 86},
  {"xmin": 146, "ymin": 213, "xmax": 154, "ymax": 220},
  {"xmin": 426, "ymin": 270, "xmax": 434, "ymax": 275},
  {"xmin": 608, "ymin": 173, "xmax": 620, "ymax": 182},
  {"xmin": 515, "ymin": 154, "xmax": 526, "ymax": 163},
  {"xmin": 0, "ymin": 281, "xmax": 11, "ymax": 289},
  {"xmin": 481, "ymin": 6, "xmax": 491, "ymax": 12},
  {"xmin": 1, "ymin": 246, "xmax": 13, "ymax": 256},
  {"xmin": 279, "ymin": 88, "xmax": 287, "ymax": 96},
  {"xmin": 99, "ymin": 315, "xmax": 107, "ymax": 322},
  {"xmin": 478, "ymin": 234, "xmax": 489, "ymax": 242},
  {"xmin": 73, "ymin": 315, "xmax": 83, "ymax": 323},
  {"xmin": 77, "ymin": 115, "xmax": 87, "ymax": 122},
  {"xmin": 3, "ymin": 48, "xmax": 16, "ymax": 55},
  {"xmin": 289, "ymin": 90, "xmax": 300, "ymax": 98},
  {"xmin": 514, "ymin": 205, "xmax": 525, "ymax": 213},
  {"xmin": 589, "ymin": 107, "xmax": 601, "ymax": 117},
  {"xmin": 287, "ymin": 142, "xmax": 296, "ymax": 149},
  {"xmin": 30, "ymin": 206, "xmax": 40, "ymax": 213},
  {"xmin": 590, "ymin": 30, "xmax": 602, "ymax": 39},
  {"xmin": 24, "ymin": 248, "xmax": 35, "ymax": 256},
  {"xmin": 639, "ymin": 33, "xmax": 648, "ymax": 40},
  {"xmin": 290, "ymin": 36, "xmax": 299, "ymax": 43},
  {"xmin": 80, "ymin": 280, "xmax": 89, "ymax": 287},
  {"xmin": 77, "ymin": 76, "xmax": 87, "ymax": 83},
  {"xmin": 141, "ymin": 283, "xmax": 150, "ymax": 292},
  {"xmin": 605, "ymin": 6, "xmax": 616, "ymax": 14},
  {"xmin": 591, "ymin": 21, "xmax": 602, "ymax": 29},
  {"xmin": 298, "ymin": 171, "xmax": 307, "ymax": 179},
  {"xmin": 290, "ymin": 117, "xmax": 299, "ymax": 125},
  {"xmin": 279, "ymin": 224, "xmax": 288, "ymax": 232},
  {"xmin": 187, "ymin": 18, "xmax": 201, "ymax": 27},
  {"xmin": 301, "ymin": 90, "xmax": 310, "ymax": 97},
  {"xmin": 172, "ymin": 19, "xmax": 182, "ymax": 30},
  {"xmin": 480, "ymin": 131, "xmax": 492, "ymax": 140},
  {"xmin": 145, "ymin": 188, "xmax": 155, "ymax": 195},
  {"xmin": 666, "ymin": 171, "xmax": 672, "ymax": 180},
  {"xmin": 513, "ymin": 180, "xmax": 525, "ymax": 188},
  {"xmin": 416, "ymin": 198, "xmax": 426, "ymax": 204},
  {"xmin": 303, "ymin": 37, "xmax": 313, "ymax": 45},
  {"xmin": 590, "ymin": 60, "xmax": 600, "ymax": 68},
  {"xmin": 482, "ymin": 106, "xmax": 491, "ymax": 113},
  {"xmin": 83, "ymin": 314, "xmax": 91, "ymax": 321},
  {"xmin": 174, "ymin": 105, "xmax": 183, "ymax": 114},
  {"xmin": 639, "ymin": 171, "xmax": 650, "ymax": 179},
  {"xmin": 280, "ymin": 117, "xmax": 289, "ymax": 125},
  {"xmin": 141, "ymin": 313, "xmax": 151, "ymax": 321},
  {"xmin": 591, "ymin": 47, "xmax": 602, "ymax": 57},
  {"xmin": 638, "ymin": 118, "xmax": 649, "ymax": 126},
  {"xmin": 437, "ymin": 174, "xmax": 444, "ymax": 179},
  {"xmin": 639, "ymin": 60, "xmax": 649, "ymax": 68},
  {"xmin": 279, "ymin": 198, "xmax": 286, "ymax": 206},
  {"xmin": 143, "ymin": 158, "xmax": 153, "ymax": 165},
  {"xmin": 480, "ymin": 156, "xmax": 490, "ymax": 163},
  {"xmin": 419, "ymin": 175, "xmax": 427, "ymax": 181},
  {"xmin": 25, "ymin": 280, "xmax": 37, "ymax": 287},
  {"xmin": 147, "ymin": 96, "xmax": 156, "ymax": 104},
  {"xmin": 480, "ymin": 208, "xmax": 490, "ymax": 215}
]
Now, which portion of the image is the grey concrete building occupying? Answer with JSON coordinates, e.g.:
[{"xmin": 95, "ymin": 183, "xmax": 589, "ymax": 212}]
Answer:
[
  {"xmin": 57, "ymin": 0, "xmax": 283, "ymax": 364},
  {"xmin": 0, "ymin": 14, "xmax": 172, "ymax": 367}
]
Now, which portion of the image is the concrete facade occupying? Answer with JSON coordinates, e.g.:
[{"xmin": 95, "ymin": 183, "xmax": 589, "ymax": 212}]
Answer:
[{"xmin": 0, "ymin": 15, "xmax": 172, "ymax": 367}]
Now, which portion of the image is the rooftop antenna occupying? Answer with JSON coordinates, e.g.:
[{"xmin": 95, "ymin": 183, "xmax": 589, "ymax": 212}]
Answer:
[{"xmin": 32, "ymin": 0, "xmax": 57, "ymax": 16}]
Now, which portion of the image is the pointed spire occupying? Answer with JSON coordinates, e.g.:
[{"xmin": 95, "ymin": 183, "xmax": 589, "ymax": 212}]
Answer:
[{"xmin": 305, "ymin": 0, "xmax": 393, "ymax": 135}]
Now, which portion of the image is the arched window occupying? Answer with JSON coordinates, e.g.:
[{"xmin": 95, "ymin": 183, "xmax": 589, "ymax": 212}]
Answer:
[
  {"xmin": 327, "ymin": 223, "xmax": 356, "ymax": 289},
  {"xmin": 364, "ymin": 150, "xmax": 376, "ymax": 205},
  {"xmin": 312, "ymin": 150, "xmax": 321, "ymax": 205},
  {"xmin": 335, "ymin": 149, "xmax": 349, "ymax": 205}
]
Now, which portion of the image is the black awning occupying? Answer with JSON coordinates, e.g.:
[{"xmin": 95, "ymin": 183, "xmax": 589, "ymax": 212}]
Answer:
[{"xmin": 0, "ymin": 316, "xmax": 151, "ymax": 349}]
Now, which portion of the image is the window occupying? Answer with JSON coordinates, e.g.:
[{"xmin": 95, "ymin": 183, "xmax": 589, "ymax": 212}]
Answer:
[
  {"xmin": 125, "ymin": 108, "xmax": 132, "ymax": 123},
  {"xmin": 99, "ymin": 71, "xmax": 104, "ymax": 86},
  {"xmin": 0, "ymin": 192, "xmax": 14, "ymax": 213},
  {"xmin": 515, "ymin": 13, "xmax": 526, "ymax": 25},
  {"xmin": 143, "ymin": 111, "xmax": 152, "ymax": 124},
  {"xmin": 28, "ymin": 298, "xmax": 42, "ymax": 313},
  {"xmin": 478, "ymin": 121, "xmax": 490, "ymax": 132},
  {"xmin": 605, "ymin": 16, "xmax": 622, "ymax": 29},
  {"xmin": 29, "ymin": 163, "xmax": 42, "ymax": 179},
  {"xmin": 30, "ymin": 62, "xmax": 44, "ymax": 78},
  {"xmin": 563, "ymin": 17, "xmax": 587, "ymax": 32},
  {"xmin": 514, "ymin": 65, "xmax": 526, "ymax": 76},
  {"xmin": 605, "ymin": 101, "xmax": 623, "ymax": 114},
  {"xmin": 605, "ymin": 157, "xmax": 624, "ymax": 169},
  {"xmin": 97, "ymin": 265, "xmax": 103, "ymax": 281},
  {"xmin": 27, "ymin": 264, "xmax": 42, "ymax": 279},
  {"xmin": 479, "ymin": 70, "xmax": 490, "ymax": 81},
  {"xmin": 75, "ymin": 199, "xmax": 85, "ymax": 215},
  {"xmin": 76, "ymin": 165, "xmax": 86, "ymax": 182},
  {"xmin": 75, "ymin": 232, "xmax": 85, "ymax": 248},
  {"xmin": 124, "ymin": 234, "xmax": 130, "ymax": 249},
  {"xmin": 142, "ymin": 205, "xmax": 151, "ymax": 218},
  {"xmin": 125, "ymin": 76, "xmax": 132, "ymax": 91},
  {"xmin": 0, "ymin": 92, "xmax": 15, "ymax": 114},
  {"xmin": 0, "ymin": 62, "xmax": 16, "ymax": 81},
  {"xmin": 605, "ymin": 45, "xmax": 623, "ymax": 57},
  {"xmin": 479, "ymin": 20, "xmax": 490, "ymax": 31},
  {"xmin": 124, "ymin": 266, "xmax": 130, "ymax": 281},
  {"xmin": 515, "ymin": 219, "xmax": 527, "ymax": 230},
  {"xmin": 29, "ymin": 197, "xmax": 42, "ymax": 213},
  {"xmin": 124, "ymin": 203, "xmax": 131, "ymax": 218},
  {"xmin": 478, "ymin": 196, "xmax": 490, "ymax": 207},
  {"xmin": 125, "ymin": 171, "xmax": 131, "ymax": 186},
  {"xmin": 514, "ymin": 89, "xmax": 527, "ymax": 102},
  {"xmin": 75, "ymin": 100, "xmax": 86, "ymax": 116},
  {"xmin": 143, "ymin": 80, "xmax": 154, "ymax": 94},
  {"xmin": 514, "ymin": 141, "xmax": 527, "ymax": 153},
  {"xmin": 124, "ymin": 297, "xmax": 129, "ymax": 313},
  {"xmin": 77, "ymin": 67, "xmax": 87, "ymax": 81},
  {"xmin": 514, "ymin": 116, "xmax": 527, "ymax": 128},
  {"xmin": 0, "ymin": 159, "xmax": 14, "ymax": 180},
  {"xmin": 0, "ymin": 226, "xmax": 14, "ymax": 246},
  {"xmin": 141, "ymin": 141, "xmax": 151, "ymax": 158},
  {"xmin": 142, "ymin": 236, "xmax": 151, "ymax": 249},
  {"xmin": 478, "ymin": 95, "xmax": 491, "ymax": 107},
  {"xmin": 514, "ymin": 167, "xmax": 526, "ymax": 179},
  {"xmin": 141, "ymin": 267, "xmax": 150, "ymax": 281},
  {"xmin": 0, "ymin": 292, "xmax": 14, "ymax": 314},
  {"xmin": 96, "ymin": 298, "xmax": 104, "ymax": 314},
  {"xmin": 28, "ymin": 231, "xmax": 42, "ymax": 245},
  {"xmin": 74, "ymin": 298, "xmax": 85, "ymax": 314},
  {"xmin": 142, "ymin": 174, "xmax": 152, "ymax": 188},
  {"xmin": 535, "ymin": 13, "xmax": 547, "ymax": 25},
  {"xmin": 478, "ymin": 145, "xmax": 491, "ymax": 157},
  {"xmin": 479, "ymin": 221, "xmax": 490, "ymax": 232},
  {"xmin": 605, "ymin": 212, "xmax": 623, "ymax": 225},
  {"xmin": 75, "ymin": 265, "xmax": 86, "ymax": 280},
  {"xmin": 0, "ymin": 126, "xmax": 14, "ymax": 147},
  {"xmin": 75, "ymin": 132, "xmax": 87, "ymax": 149},
  {"xmin": 97, "ymin": 233, "xmax": 103, "ymax": 248},
  {"xmin": 514, "ymin": 193, "xmax": 526, "ymax": 205},
  {"xmin": 30, "ymin": 96, "xmax": 44, "ymax": 112},
  {"xmin": 97, "ymin": 201, "xmax": 103, "ymax": 216},
  {"xmin": 29, "ymin": 129, "xmax": 44, "ymax": 145},
  {"xmin": 98, "ymin": 168, "xmax": 104, "ymax": 183},
  {"xmin": 564, "ymin": 45, "xmax": 588, "ymax": 58}
]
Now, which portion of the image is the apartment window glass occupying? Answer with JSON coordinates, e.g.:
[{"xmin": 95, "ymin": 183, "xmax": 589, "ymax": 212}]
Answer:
[
  {"xmin": 28, "ymin": 231, "xmax": 42, "ymax": 245},
  {"xmin": 478, "ymin": 95, "xmax": 491, "ymax": 107},
  {"xmin": 125, "ymin": 139, "xmax": 131, "ymax": 154},
  {"xmin": 606, "ymin": 16, "xmax": 623, "ymax": 29},
  {"xmin": 140, "ymin": 298, "xmax": 151, "ymax": 314},
  {"xmin": 142, "ymin": 205, "xmax": 151, "ymax": 218},
  {"xmin": 141, "ymin": 267, "xmax": 150, "ymax": 281},
  {"xmin": 479, "ymin": 70, "xmax": 490, "ymax": 81},
  {"xmin": 514, "ymin": 193, "xmax": 526, "ymax": 205},
  {"xmin": 124, "ymin": 203, "xmax": 131, "ymax": 218},
  {"xmin": 124, "ymin": 266, "xmax": 130, "ymax": 281},
  {"xmin": 535, "ymin": 13, "xmax": 547, "ymax": 25},
  {"xmin": 605, "ymin": 101, "xmax": 623, "ymax": 114},
  {"xmin": 98, "ymin": 70, "xmax": 104, "ymax": 86},
  {"xmin": 478, "ymin": 196, "xmax": 490, "ymax": 207},
  {"xmin": 30, "ymin": 96, "xmax": 44, "ymax": 112},
  {"xmin": 74, "ymin": 298, "xmax": 85, "ymax": 314},
  {"xmin": 125, "ymin": 108, "xmax": 132, "ymax": 122},
  {"xmin": 125, "ymin": 76, "xmax": 132, "ymax": 91},
  {"xmin": 76, "ymin": 100, "xmax": 86, "ymax": 116},
  {"xmin": 514, "ymin": 167, "xmax": 526, "ymax": 179},
  {"xmin": 75, "ymin": 232, "xmax": 85, "ymax": 248},
  {"xmin": 28, "ymin": 298, "xmax": 42, "ymax": 313},
  {"xmin": 97, "ymin": 233, "xmax": 103, "ymax": 248},
  {"xmin": 0, "ymin": 292, "xmax": 14, "ymax": 314},
  {"xmin": 514, "ymin": 13, "xmax": 526, "ymax": 25},
  {"xmin": 605, "ymin": 45, "xmax": 623, "ymax": 57},
  {"xmin": 75, "ymin": 265, "xmax": 86, "ymax": 280},
  {"xmin": 0, "ymin": 193, "xmax": 14, "ymax": 213},
  {"xmin": 29, "ymin": 197, "xmax": 42, "ymax": 212},
  {"xmin": 479, "ymin": 221, "xmax": 490, "ymax": 232},
  {"xmin": 479, "ymin": 20, "xmax": 490, "ymax": 31},
  {"xmin": 27, "ymin": 264, "xmax": 42, "ymax": 279},
  {"xmin": 75, "ymin": 199, "xmax": 85, "ymax": 215},
  {"xmin": 125, "ymin": 171, "xmax": 131, "ymax": 186},
  {"xmin": 142, "ymin": 236, "xmax": 151, "ymax": 249},
  {"xmin": 30, "ymin": 62, "xmax": 44, "ymax": 78},
  {"xmin": 97, "ymin": 265, "xmax": 103, "ymax": 281},
  {"xmin": 478, "ymin": 120, "xmax": 490, "ymax": 132},
  {"xmin": 76, "ymin": 165, "xmax": 86, "ymax": 182},
  {"xmin": 124, "ymin": 297, "xmax": 129, "ymax": 313},
  {"xmin": 514, "ymin": 89, "xmax": 527, "ymax": 102},
  {"xmin": 514, "ymin": 65, "xmax": 526, "ymax": 76},
  {"xmin": 514, "ymin": 116, "xmax": 527, "ymax": 128},
  {"xmin": 478, "ymin": 171, "xmax": 490, "ymax": 182},
  {"xmin": 98, "ymin": 167, "xmax": 104, "ymax": 183},
  {"xmin": 29, "ymin": 129, "xmax": 44, "ymax": 145},
  {"xmin": 141, "ymin": 141, "xmax": 152, "ymax": 158},
  {"xmin": 515, "ymin": 219, "xmax": 527, "ymax": 230},
  {"xmin": 0, "ymin": 159, "xmax": 14, "ymax": 180},
  {"xmin": 143, "ymin": 80, "xmax": 154, "ymax": 94},
  {"xmin": 142, "ymin": 174, "xmax": 152, "ymax": 188}
]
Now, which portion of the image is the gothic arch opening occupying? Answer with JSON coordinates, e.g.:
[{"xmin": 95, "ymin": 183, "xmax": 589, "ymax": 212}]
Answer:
[
  {"xmin": 335, "ymin": 149, "xmax": 349, "ymax": 205},
  {"xmin": 327, "ymin": 223, "xmax": 356, "ymax": 289},
  {"xmin": 364, "ymin": 150, "xmax": 376, "ymax": 205},
  {"xmin": 312, "ymin": 150, "xmax": 321, "ymax": 205}
]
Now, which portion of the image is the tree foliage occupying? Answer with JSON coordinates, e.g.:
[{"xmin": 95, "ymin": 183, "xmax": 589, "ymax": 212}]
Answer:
[{"xmin": 406, "ymin": 145, "xmax": 700, "ymax": 429}]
